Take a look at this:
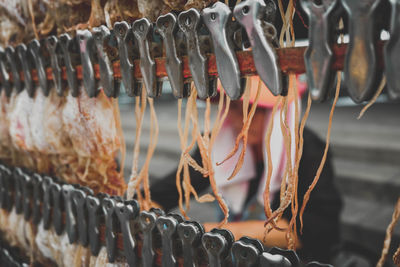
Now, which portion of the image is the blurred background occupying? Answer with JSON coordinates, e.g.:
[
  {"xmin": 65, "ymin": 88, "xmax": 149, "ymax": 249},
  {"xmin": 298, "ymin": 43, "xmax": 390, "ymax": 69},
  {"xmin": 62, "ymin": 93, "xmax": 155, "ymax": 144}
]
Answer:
[{"xmin": 119, "ymin": 80, "xmax": 400, "ymax": 259}]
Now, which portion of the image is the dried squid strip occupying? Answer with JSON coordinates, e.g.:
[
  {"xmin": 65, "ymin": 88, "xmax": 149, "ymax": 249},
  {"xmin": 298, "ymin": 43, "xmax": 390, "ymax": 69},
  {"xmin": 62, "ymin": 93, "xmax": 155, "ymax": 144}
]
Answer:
[{"xmin": 377, "ymin": 198, "xmax": 400, "ymax": 267}]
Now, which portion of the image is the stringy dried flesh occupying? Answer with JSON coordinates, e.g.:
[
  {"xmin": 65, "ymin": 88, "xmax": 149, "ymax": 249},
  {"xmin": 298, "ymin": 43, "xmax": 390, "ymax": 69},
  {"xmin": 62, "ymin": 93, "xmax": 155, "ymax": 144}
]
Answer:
[{"xmin": 377, "ymin": 198, "xmax": 400, "ymax": 267}]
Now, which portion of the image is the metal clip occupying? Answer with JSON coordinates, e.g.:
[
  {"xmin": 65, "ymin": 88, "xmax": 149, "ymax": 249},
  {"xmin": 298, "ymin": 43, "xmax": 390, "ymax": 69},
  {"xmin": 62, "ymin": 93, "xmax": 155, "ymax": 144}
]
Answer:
[
  {"xmin": 31, "ymin": 173, "xmax": 43, "ymax": 225},
  {"xmin": 21, "ymin": 172, "xmax": 33, "ymax": 220},
  {"xmin": 114, "ymin": 21, "xmax": 141, "ymax": 97},
  {"xmin": 177, "ymin": 221, "xmax": 205, "ymax": 267},
  {"xmin": 15, "ymin": 44, "xmax": 35, "ymax": 97},
  {"xmin": 13, "ymin": 168, "xmax": 24, "ymax": 214},
  {"xmin": 102, "ymin": 197, "xmax": 118, "ymax": 262},
  {"xmin": 51, "ymin": 182, "xmax": 64, "ymax": 235},
  {"xmin": 0, "ymin": 48, "xmax": 12, "ymax": 97},
  {"xmin": 132, "ymin": 18, "xmax": 162, "ymax": 98},
  {"xmin": 156, "ymin": 213, "xmax": 183, "ymax": 267},
  {"xmin": 42, "ymin": 176, "xmax": 53, "ymax": 230},
  {"xmin": 92, "ymin": 25, "xmax": 120, "ymax": 98},
  {"xmin": 28, "ymin": 39, "xmax": 50, "ymax": 96},
  {"xmin": 46, "ymin": 36, "xmax": 65, "ymax": 96},
  {"xmin": 341, "ymin": 0, "xmax": 383, "ymax": 103},
  {"xmin": 77, "ymin": 30, "xmax": 99, "ymax": 98},
  {"xmin": 86, "ymin": 194, "xmax": 104, "ymax": 256},
  {"xmin": 202, "ymin": 228, "xmax": 234, "ymax": 267},
  {"xmin": 268, "ymin": 247, "xmax": 300, "ymax": 267},
  {"xmin": 0, "ymin": 165, "xmax": 13, "ymax": 211},
  {"xmin": 5, "ymin": 46, "xmax": 23, "ymax": 93},
  {"xmin": 72, "ymin": 187, "xmax": 89, "ymax": 246},
  {"xmin": 115, "ymin": 200, "xmax": 140, "ymax": 266},
  {"xmin": 178, "ymin": 8, "xmax": 217, "ymax": 99},
  {"xmin": 231, "ymin": 237, "xmax": 263, "ymax": 267},
  {"xmin": 233, "ymin": 0, "xmax": 283, "ymax": 96},
  {"xmin": 62, "ymin": 184, "xmax": 77, "ymax": 243},
  {"xmin": 203, "ymin": 2, "xmax": 244, "ymax": 100},
  {"xmin": 59, "ymin": 33, "xmax": 80, "ymax": 97},
  {"xmin": 139, "ymin": 209, "xmax": 164, "ymax": 267},
  {"xmin": 156, "ymin": 13, "xmax": 190, "ymax": 98},
  {"xmin": 259, "ymin": 252, "xmax": 292, "ymax": 267},
  {"xmin": 301, "ymin": 0, "xmax": 341, "ymax": 101},
  {"xmin": 384, "ymin": 0, "xmax": 400, "ymax": 99}
]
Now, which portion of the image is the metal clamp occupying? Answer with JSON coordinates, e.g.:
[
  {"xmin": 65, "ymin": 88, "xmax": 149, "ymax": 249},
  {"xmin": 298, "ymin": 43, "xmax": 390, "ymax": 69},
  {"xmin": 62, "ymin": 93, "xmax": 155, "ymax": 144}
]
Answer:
[
  {"xmin": 301, "ymin": 0, "xmax": 341, "ymax": 101},
  {"xmin": 139, "ymin": 209, "xmax": 164, "ymax": 267},
  {"xmin": 156, "ymin": 13, "xmax": 189, "ymax": 98},
  {"xmin": 115, "ymin": 200, "xmax": 140, "ymax": 266},
  {"xmin": 13, "ymin": 168, "xmax": 24, "ymax": 214},
  {"xmin": 177, "ymin": 221, "xmax": 204, "ymax": 267},
  {"xmin": 46, "ymin": 36, "xmax": 65, "ymax": 96},
  {"xmin": 133, "ymin": 18, "xmax": 163, "ymax": 98},
  {"xmin": 156, "ymin": 214, "xmax": 183, "ymax": 267},
  {"xmin": 178, "ymin": 8, "xmax": 217, "ymax": 99},
  {"xmin": 50, "ymin": 182, "xmax": 64, "ymax": 235},
  {"xmin": 92, "ymin": 25, "xmax": 120, "ymax": 98},
  {"xmin": 20, "ymin": 172, "xmax": 32, "ymax": 220},
  {"xmin": 231, "ymin": 237, "xmax": 263, "ymax": 267},
  {"xmin": 77, "ymin": 30, "xmax": 99, "ymax": 98},
  {"xmin": 15, "ymin": 44, "xmax": 35, "ymax": 97},
  {"xmin": 259, "ymin": 252, "xmax": 292, "ymax": 267},
  {"xmin": 233, "ymin": 0, "xmax": 283, "ymax": 96},
  {"xmin": 62, "ymin": 184, "xmax": 77, "ymax": 244},
  {"xmin": 268, "ymin": 247, "xmax": 300, "ymax": 267},
  {"xmin": 0, "ymin": 165, "xmax": 13, "ymax": 211},
  {"xmin": 341, "ymin": 0, "xmax": 383, "ymax": 103},
  {"xmin": 72, "ymin": 187, "xmax": 90, "ymax": 246},
  {"xmin": 203, "ymin": 2, "xmax": 244, "ymax": 100},
  {"xmin": 102, "ymin": 197, "xmax": 118, "ymax": 262},
  {"xmin": 28, "ymin": 39, "xmax": 50, "ymax": 96},
  {"xmin": 5, "ymin": 46, "xmax": 23, "ymax": 93},
  {"xmin": 202, "ymin": 228, "xmax": 234, "ymax": 267},
  {"xmin": 59, "ymin": 33, "xmax": 80, "ymax": 97},
  {"xmin": 86, "ymin": 194, "xmax": 104, "ymax": 256},
  {"xmin": 31, "ymin": 174, "xmax": 43, "ymax": 225},
  {"xmin": 114, "ymin": 21, "xmax": 141, "ymax": 97}
]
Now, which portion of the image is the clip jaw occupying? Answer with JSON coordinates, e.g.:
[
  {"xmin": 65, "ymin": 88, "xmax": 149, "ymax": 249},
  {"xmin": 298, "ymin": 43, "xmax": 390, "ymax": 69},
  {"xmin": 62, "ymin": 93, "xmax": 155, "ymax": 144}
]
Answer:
[
  {"xmin": 0, "ymin": 48, "xmax": 12, "ymax": 97},
  {"xmin": 46, "ymin": 36, "xmax": 66, "ymax": 97},
  {"xmin": 28, "ymin": 39, "xmax": 50, "ymax": 96},
  {"xmin": 59, "ymin": 33, "xmax": 80, "ymax": 97},
  {"xmin": 5, "ymin": 47, "xmax": 23, "ymax": 94},
  {"xmin": 234, "ymin": 0, "xmax": 283, "ymax": 96}
]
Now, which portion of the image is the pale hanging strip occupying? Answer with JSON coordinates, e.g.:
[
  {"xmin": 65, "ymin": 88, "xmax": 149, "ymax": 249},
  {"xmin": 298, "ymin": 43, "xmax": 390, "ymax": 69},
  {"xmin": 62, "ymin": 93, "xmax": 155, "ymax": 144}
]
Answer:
[
  {"xmin": 112, "ymin": 98, "xmax": 126, "ymax": 183},
  {"xmin": 127, "ymin": 89, "xmax": 147, "ymax": 200},
  {"xmin": 135, "ymin": 97, "xmax": 159, "ymax": 210},
  {"xmin": 377, "ymin": 198, "xmax": 400, "ymax": 267}
]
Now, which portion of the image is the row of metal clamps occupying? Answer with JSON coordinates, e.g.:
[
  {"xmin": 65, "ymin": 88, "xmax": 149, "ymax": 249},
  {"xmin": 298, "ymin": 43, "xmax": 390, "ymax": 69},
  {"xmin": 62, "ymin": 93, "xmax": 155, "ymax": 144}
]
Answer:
[
  {"xmin": 302, "ymin": 0, "xmax": 400, "ymax": 103},
  {"xmin": 0, "ymin": 164, "xmax": 333, "ymax": 267},
  {"xmin": 0, "ymin": 0, "xmax": 285, "ymax": 103}
]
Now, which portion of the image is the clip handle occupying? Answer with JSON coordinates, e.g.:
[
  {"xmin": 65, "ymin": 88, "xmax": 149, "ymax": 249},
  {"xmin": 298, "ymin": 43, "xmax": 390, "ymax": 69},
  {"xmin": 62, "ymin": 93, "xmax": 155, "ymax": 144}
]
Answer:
[
  {"xmin": 115, "ymin": 200, "xmax": 140, "ymax": 267},
  {"xmin": 31, "ymin": 174, "xmax": 43, "ymax": 225},
  {"xmin": 156, "ymin": 13, "xmax": 188, "ymax": 98},
  {"xmin": 301, "ymin": 0, "xmax": 340, "ymax": 101},
  {"xmin": 93, "ymin": 26, "xmax": 120, "ymax": 98},
  {"xmin": 28, "ymin": 39, "xmax": 50, "ymax": 96},
  {"xmin": 341, "ymin": 0, "xmax": 382, "ymax": 103},
  {"xmin": 15, "ymin": 44, "xmax": 35, "ymax": 97},
  {"xmin": 72, "ymin": 188, "xmax": 89, "ymax": 246},
  {"xmin": 203, "ymin": 2, "xmax": 243, "ymax": 100},
  {"xmin": 178, "ymin": 8, "xmax": 215, "ymax": 99},
  {"xmin": 5, "ymin": 47, "xmax": 23, "ymax": 93},
  {"xmin": 77, "ymin": 30, "xmax": 98, "ymax": 98},
  {"xmin": 51, "ymin": 182, "xmax": 64, "ymax": 235},
  {"xmin": 156, "ymin": 215, "xmax": 180, "ymax": 267},
  {"xmin": 42, "ymin": 176, "xmax": 53, "ymax": 229},
  {"xmin": 139, "ymin": 211, "xmax": 158, "ymax": 267},
  {"xmin": 231, "ymin": 237, "xmax": 263, "ymax": 267},
  {"xmin": 46, "ymin": 36, "xmax": 65, "ymax": 96},
  {"xmin": 233, "ymin": 0, "xmax": 282, "ymax": 96},
  {"xmin": 114, "ymin": 21, "xmax": 141, "ymax": 97},
  {"xmin": 13, "ymin": 168, "xmax": 24, "ymax": 214},
  {"xmin": 102, "ymin": 197, "xmax": 118, "ymax": 263},
  {"xmin": 86, "ymin": 195, "xmax": 102, "ymax": 256},
  {"xmin": 59, "ymin": 33, "xmax": 79, "ymax": 97},
  {"xmin": 133, "ymin": 18, "xmax": 162, "ymax": 98},
  {"xmin": 62, "ymin": 184, "xmax": 77, "ymax": 244},
  {"xmin": 177, "ymin": 221, "xmax": 204, "ymax": 267}
]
